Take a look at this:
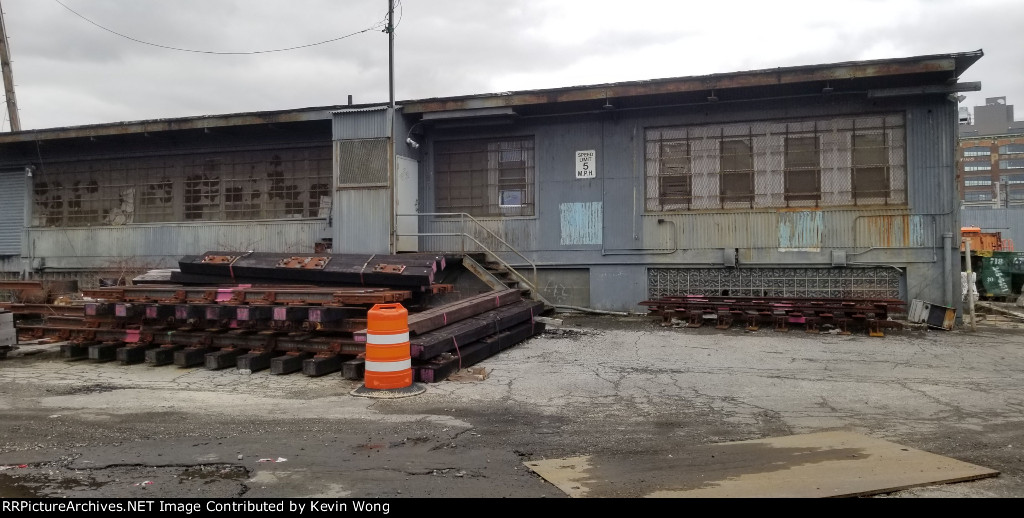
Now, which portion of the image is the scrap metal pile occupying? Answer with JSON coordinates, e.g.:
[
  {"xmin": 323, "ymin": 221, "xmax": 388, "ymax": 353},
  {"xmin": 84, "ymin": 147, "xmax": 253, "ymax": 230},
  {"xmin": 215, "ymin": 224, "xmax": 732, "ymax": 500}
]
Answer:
[
  {"xmin": 5, "ymin": 251, "xmax": 545, "ymax": 381},
  {"xmin": 639, "ymin": 294, "xmax": 906, "ymax": 336}
]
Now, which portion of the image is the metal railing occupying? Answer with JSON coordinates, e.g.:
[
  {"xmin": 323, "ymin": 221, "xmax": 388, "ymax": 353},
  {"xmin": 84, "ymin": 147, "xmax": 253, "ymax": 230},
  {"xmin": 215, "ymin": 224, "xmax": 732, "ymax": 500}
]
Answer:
[{"xmin": 395, "ymin": 212, "xmax": 547, "ymax": 305}]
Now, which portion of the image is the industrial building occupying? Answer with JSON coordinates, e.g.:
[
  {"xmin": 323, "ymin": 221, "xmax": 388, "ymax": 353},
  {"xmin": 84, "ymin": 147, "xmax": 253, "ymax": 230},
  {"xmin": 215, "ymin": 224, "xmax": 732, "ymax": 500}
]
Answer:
[
  {"xmin": 959, "ymin": 96, "xmax": 1024, "ymax": 208},
  {"xmin": 960, "ymin": 96, "xmax": 1024, "ymax": 254},
  {"xmin": 1, "ymin": 50, "xmax": 983, "ymax": 314}
]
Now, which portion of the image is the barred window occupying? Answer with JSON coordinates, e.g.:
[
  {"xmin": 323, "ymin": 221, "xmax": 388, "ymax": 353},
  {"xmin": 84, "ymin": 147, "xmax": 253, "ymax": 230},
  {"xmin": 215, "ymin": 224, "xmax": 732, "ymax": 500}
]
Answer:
[
  {"xmin": 31, "ymin": 146, "xmax": 331, "ymax": 227},
  {"xmin": 785, "ymin": 136, "xmax": 820, "ymax": 202},
  {"xmin": 646, "ymin": 129, "xmax": 692, "ymax": 210},
  {"xmin": 645, "ymin": 114, "xmax": 906, "ymax": 211},
  {"xmin": 434, "ymin": 136, "xmax": 534, "ymax": 217},
  {"xmin": 720, "ymin": 138, "xmax": 754, "ymax": 205},
  {"xmin": 852, "ymin": 133, "xmax": 889, "ymax": 202},
  {"xmin": 964, "ymin": 146, "xmax": 991, "ymax": 156}
]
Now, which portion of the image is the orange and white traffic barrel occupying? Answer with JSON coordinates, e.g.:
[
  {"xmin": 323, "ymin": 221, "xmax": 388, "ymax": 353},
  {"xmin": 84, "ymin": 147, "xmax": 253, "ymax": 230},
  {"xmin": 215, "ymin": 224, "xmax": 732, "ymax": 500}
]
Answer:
[{"xmin": 363, "ymin": 303, "xmax": 413, "ymax": 390}]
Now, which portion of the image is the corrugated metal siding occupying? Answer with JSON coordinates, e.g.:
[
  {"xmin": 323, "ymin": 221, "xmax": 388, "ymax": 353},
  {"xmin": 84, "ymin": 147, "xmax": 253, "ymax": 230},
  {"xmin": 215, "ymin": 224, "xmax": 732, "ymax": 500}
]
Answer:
[
  {"xmin": 854, "ymin": 214, "xmax": 930, "ymax": 248},
  {"xmin": 641, "ymin": 208, "xmax": 933, "ymax": 253},
  {"xmin": 332, "ymin": 107, "xmax": 390, "ymax": 140},
  {"xmin": 27, "ymin": 220, "xmax": 328, "ymax": 268},
  {"xmin": 906, "ymin": 103, "xmax": 958, "ymax": 224},
  {"xmin": 335, "ymin": 189, "xmax": 390, "ymax": 254},
  {"xmin": 962, "ymin": 207, "xmax": 1024, "ymax": 249},
  {"xmin": 420, "ymin": 217, "xmax": 538, "ymax": 254},
  {"xmin": 640, "ymin": 212, "xmax": 779, "ymax": 250},
  {"xmin": 0, "ymin": 171, "xmax": 25, "ymax": 256}
]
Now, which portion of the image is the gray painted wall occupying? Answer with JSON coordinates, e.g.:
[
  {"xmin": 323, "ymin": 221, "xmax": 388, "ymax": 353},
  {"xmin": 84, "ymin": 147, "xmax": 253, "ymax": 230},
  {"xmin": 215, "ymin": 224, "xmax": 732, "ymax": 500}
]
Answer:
[
  {"xmin": 25, "ymin": 220, "xmax": 330, "ymax": 270},
  {"xmin": 409, "ymin": 94, "xmax": 961, "ymax": 311}
]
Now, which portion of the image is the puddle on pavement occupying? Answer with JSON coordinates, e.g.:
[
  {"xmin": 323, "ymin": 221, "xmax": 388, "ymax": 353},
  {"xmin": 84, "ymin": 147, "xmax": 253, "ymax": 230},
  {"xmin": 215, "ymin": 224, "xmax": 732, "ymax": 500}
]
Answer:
[
  {"xmin": 0, "ymin": 473, "xmax": 107, "ymax": 497},
  {"xmin": 179, "ymin": 465, "xmax": 248, "ymax": 485}
]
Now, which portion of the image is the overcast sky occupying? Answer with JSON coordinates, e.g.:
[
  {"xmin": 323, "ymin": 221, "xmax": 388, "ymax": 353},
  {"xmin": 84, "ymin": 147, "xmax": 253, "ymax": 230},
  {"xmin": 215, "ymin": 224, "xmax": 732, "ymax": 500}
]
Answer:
[{"xmin": 1, "ymin": 0, "xmax": 1022, "ymax": 131}]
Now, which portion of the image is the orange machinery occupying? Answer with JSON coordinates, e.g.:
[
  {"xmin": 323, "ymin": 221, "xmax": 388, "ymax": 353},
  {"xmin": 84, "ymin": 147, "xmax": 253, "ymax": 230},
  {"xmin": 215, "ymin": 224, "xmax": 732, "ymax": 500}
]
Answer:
[{"xmin": 961, "ymin": 227, "xmax": 1014, "ymax": 253}]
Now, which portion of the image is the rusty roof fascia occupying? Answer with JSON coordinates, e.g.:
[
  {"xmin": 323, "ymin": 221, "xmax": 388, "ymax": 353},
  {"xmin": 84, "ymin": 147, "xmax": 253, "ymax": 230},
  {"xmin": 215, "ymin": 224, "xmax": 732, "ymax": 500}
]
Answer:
[
  {"xmin": 401, "ymin": 57, "xmax": 959, "ymax": 114},
  {"xmin": 0, "ymin": 107, "xmax": 344, "ymax": 144}
]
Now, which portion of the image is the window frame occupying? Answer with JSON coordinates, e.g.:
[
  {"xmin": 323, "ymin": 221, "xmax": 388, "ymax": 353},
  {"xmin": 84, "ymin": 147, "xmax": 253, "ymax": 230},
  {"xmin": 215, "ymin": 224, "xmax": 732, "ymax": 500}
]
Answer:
[
  {"xmin": 963, "ymin": 146, "xmax": 992, "ymax": 157},
  {"xmin": 643, "ymin": 114, "xmax": 906, "ymax": 213},
  {"xmin": 719, "ymin": 136, "xmax": 755, "ymax": 206},
  {"xmin": 433, "ymin": 136, "xmax": 536, "ymax": 218},
  {"xmin": 784, "ymin": 134, "xmax": 821, "ymax": 203}
]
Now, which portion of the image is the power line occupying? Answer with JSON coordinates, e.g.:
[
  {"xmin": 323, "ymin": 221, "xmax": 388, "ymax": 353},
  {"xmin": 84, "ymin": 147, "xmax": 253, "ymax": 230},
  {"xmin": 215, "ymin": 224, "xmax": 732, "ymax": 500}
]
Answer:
[{"xmin": 53, "ymin": 0, "xmax": 389, "ymax": 55}]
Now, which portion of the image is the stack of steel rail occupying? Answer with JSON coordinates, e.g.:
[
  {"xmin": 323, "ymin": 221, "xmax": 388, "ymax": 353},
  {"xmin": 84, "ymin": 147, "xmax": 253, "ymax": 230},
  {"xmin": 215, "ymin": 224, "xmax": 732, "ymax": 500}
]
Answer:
[
  {"xmin": 639, "ymin": 294, "xmax": 906, "ymax": 336},
  {"xmin": 10, "ymin": 251, "xmax": 546, "ymax": 381}
]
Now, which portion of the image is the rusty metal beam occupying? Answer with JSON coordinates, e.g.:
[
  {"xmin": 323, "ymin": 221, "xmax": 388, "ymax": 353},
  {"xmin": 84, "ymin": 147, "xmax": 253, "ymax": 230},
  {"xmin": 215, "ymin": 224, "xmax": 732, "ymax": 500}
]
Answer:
[
  {"xmin": 0, "ymin": 302, "xmax": 86, "ymax": 316},
  {"xmin": 82, "ymin": 286, "xmax": 411, "ymax": 305}
]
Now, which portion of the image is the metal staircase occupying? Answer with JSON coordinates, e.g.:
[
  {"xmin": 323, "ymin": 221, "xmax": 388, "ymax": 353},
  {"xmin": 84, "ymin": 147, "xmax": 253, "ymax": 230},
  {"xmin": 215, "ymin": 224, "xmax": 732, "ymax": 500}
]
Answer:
[{"xmin": 395, "ymin": 212, "xmax": 552, "ymax": 310}]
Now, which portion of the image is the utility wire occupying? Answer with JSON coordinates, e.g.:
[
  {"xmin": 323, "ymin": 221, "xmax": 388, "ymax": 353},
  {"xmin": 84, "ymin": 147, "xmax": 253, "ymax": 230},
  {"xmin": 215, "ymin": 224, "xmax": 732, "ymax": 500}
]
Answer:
[{"xmin": 54, "ymin": 0, "xmax": 388, "ymax": 55}]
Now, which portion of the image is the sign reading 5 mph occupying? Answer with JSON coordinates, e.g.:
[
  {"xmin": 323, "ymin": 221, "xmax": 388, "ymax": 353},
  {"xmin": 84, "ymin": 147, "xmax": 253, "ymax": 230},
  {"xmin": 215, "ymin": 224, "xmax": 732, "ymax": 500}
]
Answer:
[{"xmin": 576, "ymin": 150, "xmax": 596, "ymax": 179}]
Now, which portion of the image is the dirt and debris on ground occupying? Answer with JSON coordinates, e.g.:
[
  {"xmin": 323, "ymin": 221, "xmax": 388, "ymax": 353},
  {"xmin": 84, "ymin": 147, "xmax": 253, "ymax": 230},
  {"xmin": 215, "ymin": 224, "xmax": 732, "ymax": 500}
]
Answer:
[{"xmin": 0, "ymin": 312, "xmax": 1022, "ymax": 498}]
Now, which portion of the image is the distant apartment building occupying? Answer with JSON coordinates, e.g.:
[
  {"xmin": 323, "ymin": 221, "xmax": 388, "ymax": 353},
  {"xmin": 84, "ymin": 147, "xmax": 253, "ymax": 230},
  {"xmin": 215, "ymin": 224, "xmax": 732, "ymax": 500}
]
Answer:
[{"xmin": 959, "ymin": 97, "xmax": 1024, "ymax": 207}]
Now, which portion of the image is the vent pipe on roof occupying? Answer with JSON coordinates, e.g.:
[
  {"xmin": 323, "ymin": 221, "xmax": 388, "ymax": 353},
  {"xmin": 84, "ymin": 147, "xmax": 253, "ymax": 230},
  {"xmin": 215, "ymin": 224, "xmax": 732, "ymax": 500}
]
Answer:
[{"xmin": 348, "ymin": 95, "xmax": 353, "ymax": 106}]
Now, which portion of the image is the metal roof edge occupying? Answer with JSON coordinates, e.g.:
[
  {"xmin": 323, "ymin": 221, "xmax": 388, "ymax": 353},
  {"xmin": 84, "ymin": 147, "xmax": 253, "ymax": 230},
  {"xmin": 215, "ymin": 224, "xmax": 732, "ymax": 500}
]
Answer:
[
  {"xmin": 0, "ymin": 104, "xmax": 360, "ymax": 144},
  {"xmin": 330, "ymin": 105, "xmax": 390, "ymax": 115},
  {"xmin": 399, "ymin": 50, "xmax": 985, "ymax": 114}
]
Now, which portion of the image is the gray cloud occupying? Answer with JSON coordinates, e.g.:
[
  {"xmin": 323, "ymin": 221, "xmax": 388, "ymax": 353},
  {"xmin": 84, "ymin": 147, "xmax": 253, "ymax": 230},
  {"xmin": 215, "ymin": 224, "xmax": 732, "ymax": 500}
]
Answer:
[{"xmin": 1, "ymin": 0, "xmax": 1021, "ymax": 130}]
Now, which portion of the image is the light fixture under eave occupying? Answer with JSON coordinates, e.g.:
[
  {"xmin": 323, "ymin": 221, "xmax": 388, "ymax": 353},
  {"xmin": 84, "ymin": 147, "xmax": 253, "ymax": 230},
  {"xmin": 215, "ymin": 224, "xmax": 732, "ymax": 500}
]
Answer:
[
  {"xmin": 822, "ymin": 82, "xmax": 834, "ymax": 94},
  {"xmin": 602, "ymin": 90, "xmax": 614, "ymax": 110},
  {"xmin": 707, "ymin": 90, "xmax": 719, "ymax": 102}
]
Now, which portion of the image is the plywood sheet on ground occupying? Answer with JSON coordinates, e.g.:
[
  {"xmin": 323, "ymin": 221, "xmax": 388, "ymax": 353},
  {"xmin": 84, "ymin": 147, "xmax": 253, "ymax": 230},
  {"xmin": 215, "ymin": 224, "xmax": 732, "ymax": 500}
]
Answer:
[{"xmin": 525, "ymin": 431, "xmax": 998, "ymax": 498}]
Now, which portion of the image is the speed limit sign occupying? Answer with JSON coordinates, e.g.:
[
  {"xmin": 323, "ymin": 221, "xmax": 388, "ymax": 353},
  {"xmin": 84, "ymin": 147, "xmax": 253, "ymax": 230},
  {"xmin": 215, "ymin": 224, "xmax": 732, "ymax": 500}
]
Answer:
[{"xmin": 576, "ymin": 150, "xmax": 596, "ymax": 179}]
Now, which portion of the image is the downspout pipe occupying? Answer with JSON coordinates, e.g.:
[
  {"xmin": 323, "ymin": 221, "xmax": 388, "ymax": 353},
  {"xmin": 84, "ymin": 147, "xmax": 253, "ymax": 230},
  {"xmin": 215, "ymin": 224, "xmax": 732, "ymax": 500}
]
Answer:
[{"xmin": 943, "ymin": 232, "xmax": 953, "ymax": 308}]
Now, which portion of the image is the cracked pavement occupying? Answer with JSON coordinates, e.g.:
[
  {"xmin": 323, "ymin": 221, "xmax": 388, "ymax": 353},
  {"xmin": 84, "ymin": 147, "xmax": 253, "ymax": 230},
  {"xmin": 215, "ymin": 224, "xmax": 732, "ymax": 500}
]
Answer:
[{"xmin": 0, "ymin": 313, "xmax": 1023, "ymax": 498}]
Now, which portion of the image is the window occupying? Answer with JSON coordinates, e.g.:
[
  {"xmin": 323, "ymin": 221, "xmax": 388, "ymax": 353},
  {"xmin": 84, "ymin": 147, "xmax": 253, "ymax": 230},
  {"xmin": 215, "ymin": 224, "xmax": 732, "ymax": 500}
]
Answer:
[
  {"xmin": 998, "ymin": 143, "xmax": 1024, "ymax": 155},
  {"xmin": 1000, "ymin": 159, "xmax": 1024, "ymax": 170},
  {"xmin": 645, "ymin": 130, "xmax": 692, "ymax": 210},
  {"xmin": 1003, "ymin": 174, "xmax": 1024, "ymax": 185},
  {"xmin": 644, "ymin": 114, "xmax": 905, "ymax": 211},
  {"xmin": 964, "ymin": 176, "xmax": 992, "ymax": 186},
  {"xmin": 1009, "ymin": 190, "xmax": 1024, "ymax": 201},
  {"xmin": 720, "ymin": 138, "xmax": 754, "ymax": 204},
  {"xmin": 965, "ymin": 192, "xmax": 993, "ymax": 202},
  {"xmin": 434, "ymin": 136, "xmax": 534, "ymax": 217},
  {"xmin": 852, "ymin": 133, "xmax": 889, "ymax": 201},
  {"xmin": 785, "ymin": 136, "xmax": 820, "ymax": 202},
  {"xmin": 964, "ymin": 162, "xmax": 991, "ymax": 171},
  {"xmin": 31, "ymin": 146, "xmax": 332, "ymax": 226},
  {"xmin": 964, "ymin": 146, "xmax": 991, "ymax": 156}
]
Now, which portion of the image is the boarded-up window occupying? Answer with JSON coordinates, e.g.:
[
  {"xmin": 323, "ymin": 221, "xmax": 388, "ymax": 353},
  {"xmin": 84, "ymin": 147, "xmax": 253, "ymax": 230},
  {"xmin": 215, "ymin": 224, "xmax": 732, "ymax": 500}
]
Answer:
[
  {"xmin": 720, "ymin": 138, "xmax": 753, "ymax": 204},
  {"xmin": 434, "ymin": 137, "xmax": 534, "ymax": 217},
  {"xmin": 852, "ymin": 133, "xmax": 889, "ymax": 202},
  {"xmin": 785, "ymin": 136, "xmax": 820, "ymax": 202}
]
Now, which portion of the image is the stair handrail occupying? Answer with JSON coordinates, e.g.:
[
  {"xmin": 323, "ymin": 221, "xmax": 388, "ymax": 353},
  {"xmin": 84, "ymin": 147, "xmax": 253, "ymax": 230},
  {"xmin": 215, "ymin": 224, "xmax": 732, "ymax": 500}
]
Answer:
[{"xmin": 395, "ymin": 212, "xmax": 547, "ymax": 305}]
